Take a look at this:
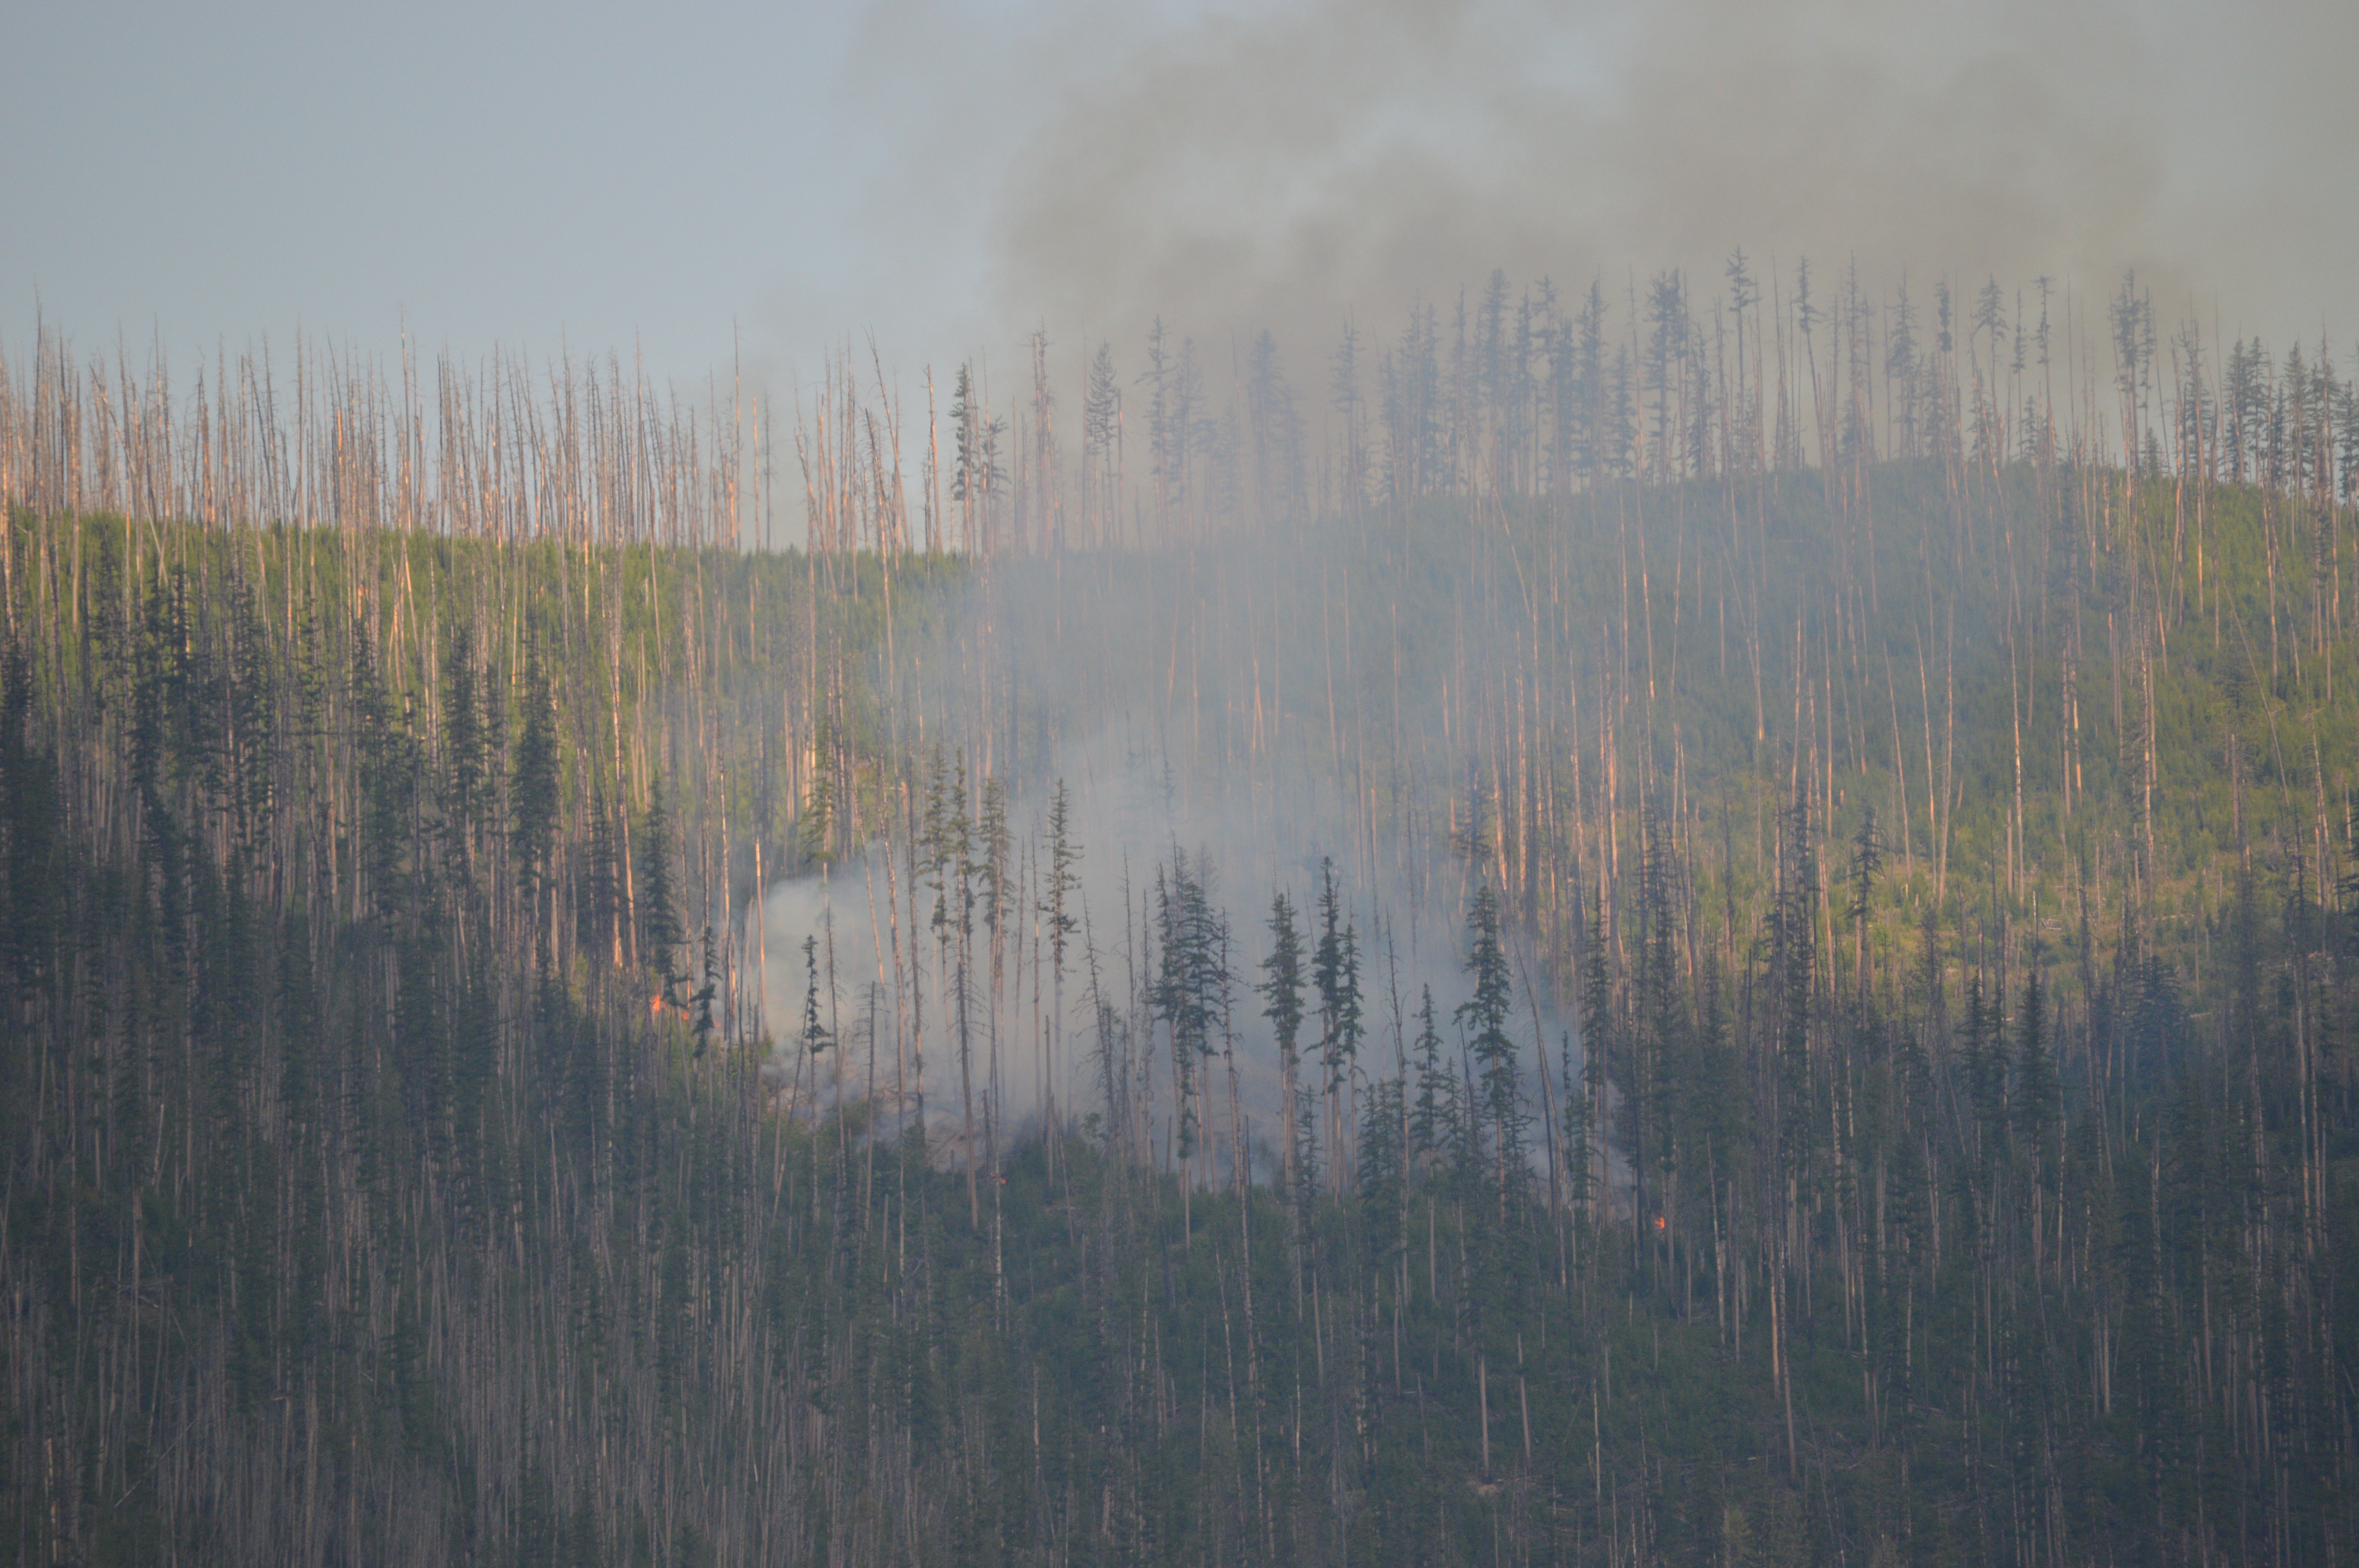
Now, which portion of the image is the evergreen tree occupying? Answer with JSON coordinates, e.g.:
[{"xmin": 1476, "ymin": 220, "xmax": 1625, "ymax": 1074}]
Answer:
[
  {"xmin": 2015, "ymin": 969, "xmax": 2059, "ymax": 1174},
  {"xmin": 800, "ymin": 931, "xmax": 832, "ymax": 1068},
  {"xmin": 639, "ymin": 773, "xmax": 683, "ymax": 997},
  {"xmin": 1151, "ymin": 848, "xmax": 1227, "ymax": 1161},
  {"xmin": 583, "ymin": 782, "xmax": 620, "ymax": 964},
  {"xmin": 0, "ymin": 636, "xmax": 64, "ymax": 1002},
  {"xmin": 1773, "ymin": 787, "xmax": 1817, "ymax": 1187},
  {"xmin": 1040, "ymin": 777, "xmax": 1082, "ymax": 1147},
  {"xmin": 1456, "ymin": 882, "xmax": 1526, "ymax": 1216},
  {"xmin": 510, "ymin": 642, "xmax": 559, "ymax": 942},
  {"xmin": 1357, "ymin": 1073, "xmax": 1406, "ymax": 1267},
  {"xmin": 1310, "ymin": 857, "xmax": 1362, "ymax": 1191},
  {"xmin": 1965, "ymin": 975, "xmax": 2009, "ymax": 1157},
  {"xmin": 1258, "ymin": 891, "xmax": 1307, "ymax": 1201},
  {"xmin": 1409, "ymin": 984, "xmax": 1465, "ymax": 1176},
  {"xmin": 1624, "ymin": 799, "xmax": 1682, "ymax": 1222},
  {"xmin": 440, "ymin": 616, "xmax": 485, "ymax": 872},
  {"xmin": 1848, "ymin": 804, "xmax": 1883, "ymax": 1017}
]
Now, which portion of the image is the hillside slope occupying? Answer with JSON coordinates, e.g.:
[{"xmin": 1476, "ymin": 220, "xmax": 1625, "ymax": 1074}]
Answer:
[{"xmin": 2, "ymin": 458, "xmax": 2355, "ymax": 1566}]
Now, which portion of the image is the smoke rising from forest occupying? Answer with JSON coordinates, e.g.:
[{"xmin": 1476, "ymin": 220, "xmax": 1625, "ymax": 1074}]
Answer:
[
  {"xmin": 754, "ymin": 532, "xmax": 1583, "ymax": 1156},
  {"xmin": 834, "ymin": 0, "xmax": 2352, "ymax": 367},
  {"xmin": 747, "ymin": 0, "xmax": 2359, "ymax": 1136},
  {"xmin": 9, "ymin": 2, "xmax": 2359, "ymax": 1532}
]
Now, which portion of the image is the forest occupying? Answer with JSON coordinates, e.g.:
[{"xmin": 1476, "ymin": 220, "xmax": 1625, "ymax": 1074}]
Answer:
[{"xmin": 3, "ymin": 259, "xmax": 2358, "ymax": 1566}]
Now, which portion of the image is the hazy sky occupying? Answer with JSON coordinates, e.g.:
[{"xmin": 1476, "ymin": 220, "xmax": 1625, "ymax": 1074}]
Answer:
[{"xmin": 6, "ymin": 0, "xmax": 2351, "ymax": 396}]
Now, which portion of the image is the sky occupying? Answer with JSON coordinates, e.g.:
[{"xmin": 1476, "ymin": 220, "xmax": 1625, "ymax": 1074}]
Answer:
[{"xmin": 5, "ymin": 0, "xmax": 2352, "ymax": 400}]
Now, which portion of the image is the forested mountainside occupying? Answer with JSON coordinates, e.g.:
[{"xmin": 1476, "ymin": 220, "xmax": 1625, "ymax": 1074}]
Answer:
[
  {"xmin": 2, "ymin": 276, "xmax": 2358, "ymax": 1566},
  {"xmin": 4, "ymin": 455, "xmax": 2355, "ymax": 1568}
]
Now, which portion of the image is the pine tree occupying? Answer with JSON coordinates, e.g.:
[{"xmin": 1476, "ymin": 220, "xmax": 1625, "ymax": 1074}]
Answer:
[
  {"xmin": 2015, "ymin": 969, "xmax": 2059, "ymax": 1176},
  {"xmin": 1457, "ymin": 882, "xmax": 1526, "ymax": 1216},
  {"xmin": 1849, "ymin": 805, "xmax": 1883, "ymax": 1019},
  {"xmin": 440, "ymin": 616, "xmax": 484, "ymax": 876},
  {"xmin": 1965, "ymin": 975, "xmax": 2009, "ymax": 1158},
  {"xmin": 1773, "ymin": 787, "xmax": 1817, "ymax": 1188},
  {"xmin": 1082, "ymin": 345, "xmax": 1121, "ymax": 543},
  {"xmin": 1151, "ymin": 849, "xmax": 1227, "ymax": 1162},
  {"xmin": 583, "ymin": 783, "xmax": 620, "ymax": 965},
  {"xmin": 639, "ymin": 773, "xmax": 683, "ymax": 998},
  {"xmin": 0, "ymin": 635, "xmax": 64, "ymax": 1002},
  {"xmin": 950, "ymin": 362, "xmax": 1006, "ymax": 552},
  {"xmin": 1409, "ymin": 984, "xmax": 1463, "ymax": 1177},
  {"xmin": 1577, "ymin": 894, "xmax": 1613, "ymax": 1225},
  {"xmin": 1040, "ymin": 778, "xmax": 1081, "ymax": 1149},
  {"xmin": 1258, "ymin": 891, "xmax": 1307, "ymax": 1202},
  {"xmin": 510, "ymin": 642, "xmax": 560, "ymax": 946},
  {"xmin": 1310, "ymin": 857, "xmax": 1362, "ymax": 1193},
  {"xmin": 800, "ymin": 932, "xmax": 832, "ymax": 1069},
  {"xmin": 1625, "ymin": 799, "xmax": 1682, "ymax": 1224},
  {"xmin": 1357, "ymin": 1072, "xmax": 1406, "ymax": 1267}
]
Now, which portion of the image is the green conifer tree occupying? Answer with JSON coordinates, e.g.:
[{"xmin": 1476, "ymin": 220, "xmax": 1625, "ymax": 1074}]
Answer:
[
  {"xmin": 1457, "ymin": 882, "xmax": 1526, "ymax": 1216},
  {"xmin": 639, "ymin": 774, "xmax": 683, "ymax": 998},
  {"xmin": 1258, "ymin": 891, "xmax": 1307, "ymax": 1203}
]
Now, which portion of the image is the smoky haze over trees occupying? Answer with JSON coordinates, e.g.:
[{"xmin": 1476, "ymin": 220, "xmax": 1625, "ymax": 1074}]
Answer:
[
  {"xmin": 923, "ymin": 0, "xmax": 2356, "ymax": 385},
  {"xmin": 9, "ymin": 0, "xmax": 2354, "ymax": 411},
  {"xmin": 4, "ymin": 241, "xmax": 2359, "ymax": 1567}
]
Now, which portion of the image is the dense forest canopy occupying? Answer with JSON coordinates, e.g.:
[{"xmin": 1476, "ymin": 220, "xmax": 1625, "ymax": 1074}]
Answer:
[{"xmin": 3, "ymin": 259, "xmax": 2357, "ymax": 1566}]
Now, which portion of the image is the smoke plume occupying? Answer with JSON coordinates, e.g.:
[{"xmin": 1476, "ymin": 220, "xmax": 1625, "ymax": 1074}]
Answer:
[{"xmin": 838, "ymin": 0, "xmax": 2354, "ymax": 365}]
